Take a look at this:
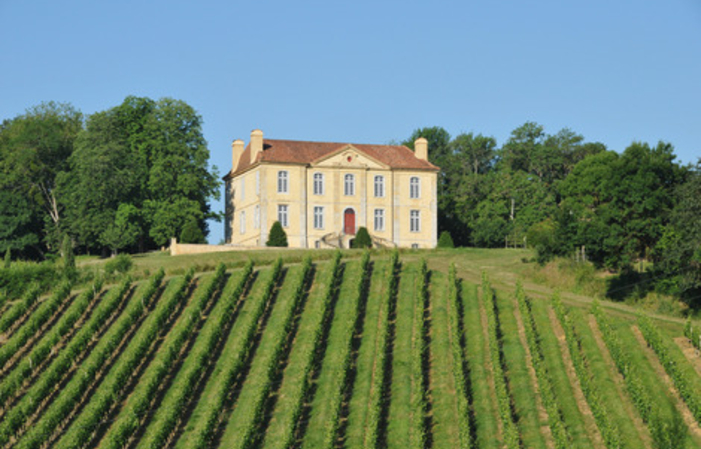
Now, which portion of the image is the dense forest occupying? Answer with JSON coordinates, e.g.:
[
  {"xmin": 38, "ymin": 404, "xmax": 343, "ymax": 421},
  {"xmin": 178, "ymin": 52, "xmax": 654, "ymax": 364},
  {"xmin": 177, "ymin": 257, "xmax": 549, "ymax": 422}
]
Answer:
[
  {"xmin": 1, "ymin": 98, "xmax": 699, "ymax": 303},
  {"xmin": 0, "ymin": 97, "xmax": 219, "ymax": 259},
  {"xmin": 403, "ymin": 125, "xmax": 701, "ymax": 303}
]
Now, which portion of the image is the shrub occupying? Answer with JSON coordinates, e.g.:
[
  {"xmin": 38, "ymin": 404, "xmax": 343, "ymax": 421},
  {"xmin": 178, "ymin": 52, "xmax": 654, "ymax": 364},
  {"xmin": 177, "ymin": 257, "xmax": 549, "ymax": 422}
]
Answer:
[
  {"xmin": 3, "ymin": 249, "xmax": 10, "ymax": 269},
  {"xmin": 352, "ymin": 226, "xmax": 372, "ymax": 248},
  {"xmin": 0, "ymin": 261, "xmax": 59, "ymax": 299},
  {"xmin": 266, "ymin": 221, "xmax": 288, "ymax": 247},
  {"xmin": 437, "ymin": 231, "xmax": 454, "ymax": 248},
  {"xmin": 105, "ymin": 254, "xmax": 134, "ymax": 276},
  {"xmin": 180, "ymin": 216, "xmax": 205, "ymax": 244}
]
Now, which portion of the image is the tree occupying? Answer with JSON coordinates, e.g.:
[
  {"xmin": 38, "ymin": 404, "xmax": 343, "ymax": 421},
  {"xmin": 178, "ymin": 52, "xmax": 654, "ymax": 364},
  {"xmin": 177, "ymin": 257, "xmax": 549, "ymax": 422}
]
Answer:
[
  {"xmin": 61, "ymin": 234, "xmax": 75, "ymax": 278},
  {"xmin": 4, "ymin": 248, "xmax": 10, "ymax": 269},
  {"xmin": 0, "ymin": 102, "xmax": 83, "ymax": 257},
  {"xmin": 101, "ymin": 204, "xmax": 143, "ymax": 255},
  {"xmin": 352, "ymin": 227, "xmax": 372, "ymax": 248},
  {"xmin": 437, "ymin": 231, "xmax": 454, "ymax": 248},
  {"xmin": 266, "ymin": 221, "xmax": 288, "ymax": 247},
  {"xmin": 180, "ymin": 216, "xmax": 206, "ymax": 244}
]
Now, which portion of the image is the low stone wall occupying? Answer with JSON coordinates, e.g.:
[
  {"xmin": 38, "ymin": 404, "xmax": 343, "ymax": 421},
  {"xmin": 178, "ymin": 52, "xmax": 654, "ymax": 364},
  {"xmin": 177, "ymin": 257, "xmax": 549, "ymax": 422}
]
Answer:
[{"xmin": 169, "ymin": 238, "xmax": 285, "ymax": 256}]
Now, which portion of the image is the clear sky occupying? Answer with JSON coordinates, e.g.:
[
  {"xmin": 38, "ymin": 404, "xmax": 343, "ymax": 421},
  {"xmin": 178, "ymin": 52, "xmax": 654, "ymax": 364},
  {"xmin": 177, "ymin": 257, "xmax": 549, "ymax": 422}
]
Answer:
[{"xmin": 2, "ymin": 0, "xmax": 700, "ymax": 243}]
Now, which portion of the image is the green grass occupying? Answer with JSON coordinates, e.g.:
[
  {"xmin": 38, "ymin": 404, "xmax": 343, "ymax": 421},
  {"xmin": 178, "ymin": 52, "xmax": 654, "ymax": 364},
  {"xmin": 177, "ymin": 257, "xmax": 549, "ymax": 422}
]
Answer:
[
  {"xmin": 344, "ymin": 259, "xmax": 390, "ymax": 448},
  {"xmin": 461, "ymin": 282, "xmax": 501, "ymax": 449},
  {"xmin": 570, "ymin": 308, "xmax": 648, "ymax": 448},
  {"xmin": 426, "ymin": 270, "xmax": 461, "ymax": 448},
  {"xmin": 529, "ymin": 298, "xmax": 595, "ymax": 449},
  {"xmin": 386, "ymin": 262, "xmax": 418, "ymax": 449},
  {"xmin": 496, "ymin": 291, "xmax": 547, "ymax": 449},
  {"xmin": 301, "ymin": 259, "xmax": 366, "ymax": 449}
]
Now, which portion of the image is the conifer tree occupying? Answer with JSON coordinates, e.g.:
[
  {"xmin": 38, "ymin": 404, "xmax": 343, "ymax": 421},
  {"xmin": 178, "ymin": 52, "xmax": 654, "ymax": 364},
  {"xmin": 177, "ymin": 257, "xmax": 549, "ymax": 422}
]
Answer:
[
  {"xmin": 437, "ymin": 231, "xmax": 454, "ymax": 248},
  {"xmin": 352, "ymin": 227, "xmax": 372, "ymax": 248},
  {"xmin": 267, "ymin": 221, "xmax": 288, "ymax": 247}
]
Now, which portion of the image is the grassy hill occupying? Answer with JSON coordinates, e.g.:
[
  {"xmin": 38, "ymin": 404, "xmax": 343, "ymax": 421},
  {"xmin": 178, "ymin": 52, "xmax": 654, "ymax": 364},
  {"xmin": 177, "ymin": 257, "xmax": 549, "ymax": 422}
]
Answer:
[{"xmin": 1, "ymin": 248, "xmax": 700, "ymax": 448}]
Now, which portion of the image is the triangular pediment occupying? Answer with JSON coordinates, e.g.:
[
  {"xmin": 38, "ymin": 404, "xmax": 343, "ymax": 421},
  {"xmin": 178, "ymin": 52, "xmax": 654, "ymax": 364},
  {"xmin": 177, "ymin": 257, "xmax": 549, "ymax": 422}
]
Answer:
[{"xmin": 311, "ymin": 144, "xmax": 389, "ymax": 170}]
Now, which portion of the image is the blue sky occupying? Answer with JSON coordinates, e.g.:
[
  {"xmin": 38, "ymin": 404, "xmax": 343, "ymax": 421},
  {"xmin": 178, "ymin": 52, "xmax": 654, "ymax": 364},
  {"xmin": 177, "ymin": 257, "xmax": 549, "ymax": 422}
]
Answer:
[{"xmin": 2, "ymin": 0, "xmax": 700, "ymax": 243}]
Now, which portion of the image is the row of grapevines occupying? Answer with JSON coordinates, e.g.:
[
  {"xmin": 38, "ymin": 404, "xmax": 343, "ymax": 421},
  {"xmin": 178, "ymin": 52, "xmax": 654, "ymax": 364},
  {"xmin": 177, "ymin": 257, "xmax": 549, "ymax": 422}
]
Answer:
[
  {"xmin": 136, "ymin": 261, "xmax": 253, "ymax": 449},
  {"xmin": 99, "ymin": 264, "xmax": 228, "ymax": 449},
  {"xmin": 481, "ymin": 273, "xmax": 520, "ymax": 449},
  {"xmin": 515, "ymin": 284, "xmax": 570, "ymax": 449},
  {"xmin": 409, "ymin": 259, "xmax": 429, "ymax": 449},
  {"xmin": 593, "ymin": 302, "xmax": 686, "ymax": 448},
  {"xmin": 220, "ymin": 257, "xmax": 313, "ymax": 449},
  {"xmin": 0, "ymin": 279, "xmax": 127, "ymax": 407},
  {"xmin": 362, "ymin": 251, "xmax": 400, "ymax": 449},
  {"xmin": 261, "ymin": 252, "xmax": 342, "ymax": 449},
  {"xmin": 0, "ymin": 280, "xmax": 76, "ymax": 370},
  {"xmin": 638, "ymin": 312, "xmax": 701, "ymax": 423},
  {"xmin": 318, "ymin": 251, "xmax": 371, "ymax": 449},
  {"xmin": 0, "ymin": 285, "xmax": 42, "ymax": 334},
  {"xmin": 0, "ymin": 271, "xmax": 163, "ymax": 447},
  {"xmin": 684, "ymin": 318, "xmax": 700, "ymax": 351},
  {"xmin": 15, "ymin": 269, "xmax": 186, "ymax": 449},
  {"xmin": 176, "ymin": 258, "xmax": 284, "ymax": 449},
  {"xmin": 447, "ymin": 263, "xmax": 473, "ymax": 449},
  {"xmin": 551, "ymin": 294, "xmax": 621, "ymax": 449}
]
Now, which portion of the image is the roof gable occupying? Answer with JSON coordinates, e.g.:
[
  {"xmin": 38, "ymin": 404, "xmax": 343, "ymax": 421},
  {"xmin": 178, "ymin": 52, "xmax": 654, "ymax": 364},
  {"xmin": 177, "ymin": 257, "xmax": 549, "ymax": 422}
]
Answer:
[{"xmin": 311, "ymin": 144, "xmax": 388, "ymax": 170}]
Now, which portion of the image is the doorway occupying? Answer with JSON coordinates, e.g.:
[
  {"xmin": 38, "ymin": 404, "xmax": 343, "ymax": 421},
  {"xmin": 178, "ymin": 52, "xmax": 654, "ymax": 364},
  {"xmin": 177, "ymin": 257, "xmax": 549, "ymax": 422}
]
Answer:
[{"xmin": 344, "ymin": 208, "xmax": 356, "ymax": 235}]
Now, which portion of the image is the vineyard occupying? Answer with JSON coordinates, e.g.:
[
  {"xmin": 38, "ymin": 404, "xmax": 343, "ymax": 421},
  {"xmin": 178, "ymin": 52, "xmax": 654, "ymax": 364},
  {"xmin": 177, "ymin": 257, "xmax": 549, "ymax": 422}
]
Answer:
[{"xmin": 1, "ymin": 250, "xmax": 701, "ymax": 448}]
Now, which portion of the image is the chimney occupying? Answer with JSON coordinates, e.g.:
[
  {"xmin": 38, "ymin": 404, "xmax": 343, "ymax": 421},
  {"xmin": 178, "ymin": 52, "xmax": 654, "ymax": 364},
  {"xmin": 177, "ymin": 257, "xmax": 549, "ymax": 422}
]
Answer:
[
  {"xmin": 414, "ymin": 137, "xmax": 428, "ymax": 161},
  {"xmin": 231, "ymin": 139, "xmax": 244, "ymax": 171},
  {"xmin": 250, "ymin": 129, "xmax": 263, "ymax": 164}
]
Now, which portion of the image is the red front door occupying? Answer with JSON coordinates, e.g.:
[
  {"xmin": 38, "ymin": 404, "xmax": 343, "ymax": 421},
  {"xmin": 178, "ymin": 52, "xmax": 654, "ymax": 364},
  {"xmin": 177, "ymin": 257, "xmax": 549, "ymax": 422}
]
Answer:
[{"xmin": 344, "ymin": 208, "xmax": 355, "ymax": 235}]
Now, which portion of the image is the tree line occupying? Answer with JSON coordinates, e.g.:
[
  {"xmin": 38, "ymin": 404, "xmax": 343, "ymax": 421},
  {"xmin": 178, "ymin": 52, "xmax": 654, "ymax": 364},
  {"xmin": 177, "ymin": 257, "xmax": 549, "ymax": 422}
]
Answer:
[
  {"xmin": 0, "ymin": 97, "xmax": 219, "ymax": 259},
  {"xmin": 403, "ymin": 124, "xmax": 701, "ymax": 302}
]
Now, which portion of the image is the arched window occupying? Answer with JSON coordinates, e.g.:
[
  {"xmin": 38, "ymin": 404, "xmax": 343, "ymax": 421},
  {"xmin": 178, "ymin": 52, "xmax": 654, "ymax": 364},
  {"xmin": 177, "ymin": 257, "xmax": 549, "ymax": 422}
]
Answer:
[
  {"xmin": 410, "ymin": 176, "xmax": 420, "ymax": 199},
  {"xmin": 313, "ymin": 172, "xmax": 324, "ymax": 195},
  {"xmin": 344, "ymin": 174, "xmax": 355, "ymax": 196},
  {"xmin": 374, "ymin": 175, "xmax": 384, "ymax": 198},
  {"xmin": 277, "ymin": 170, "xmax": 288, "ymax": 193}
]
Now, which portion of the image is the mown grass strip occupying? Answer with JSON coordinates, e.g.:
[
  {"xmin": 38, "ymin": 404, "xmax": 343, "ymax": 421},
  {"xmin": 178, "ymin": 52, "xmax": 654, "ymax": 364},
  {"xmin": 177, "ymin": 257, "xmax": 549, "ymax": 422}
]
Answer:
[
  {"xmin": 516, "ymin": 283, "xmax": 571, "ymax": 449},
  {"xmin": 386, "ymin": 262, "xmax": 417, "ymax": 449},
  {"xmin": 218, "ymin": 258, "xmax": 313, "ymax": 449},
  {"xmin": 97, "ymin": 264, "xmax": 228, "ymax": 449},
  {"xmin": 260, "ymin": 253, "xmax": 342, "ymax": 449},
  {"xmin": 0, "ymin": 281, "xmax": 75, "ymax": 370},
  {"xmin": 135, "ymin": 262, "xmax": 253, "ymax": 449},
  {"xmin": 0, "ymin": 271, "xmax": 163, "ymax": 447},
  {"xmin": 0, "ymin": 285, "xmax": 42, "ymax": 334},
  {"xmin": 639, "ymin": 312, "xmax": 701, "ymax": 426},
  {"xmin": 447, "ymin": 264, "xmax": 473, "ymax": 449},
  {"xmin": 551, "ymin": 294, "xmax": 622, "ymax": 449},
  {"xmin": 0, "ymin": 279, "xmax": 129, "ymax": 410},
  {"xmin": 14, "ymin": 269, "xmax": 189, "ymax": 449},
  {"xmin": 301, "ymin": 251, "xmax": 371, "ymax": 449},
  {"xmin": 174, "ymin": 259, "xmax": 282, "ymax": 449},
  {"xmin": 593, "ymin": 302, "xmax": 687, "ymax": 449},
  {"xmin": 482, "ymin": 273, "xmax": 521, "ymax": 449},
  {"xmin": 461, "ymin": 281, "xmax": 501, "ymax": 449},
  {"xmin": 428, "ymin": 269, "xmax": 462, "ymax": 448}
]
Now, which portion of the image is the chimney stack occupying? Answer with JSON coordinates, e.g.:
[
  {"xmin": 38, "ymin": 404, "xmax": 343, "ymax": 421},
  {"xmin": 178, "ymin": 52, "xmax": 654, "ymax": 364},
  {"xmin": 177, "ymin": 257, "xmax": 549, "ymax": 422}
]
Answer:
[
  {"xmin": 250, "ymin": 129, "xmax": 263, "ymax": 164},
  {"xmin": 231, "ymin": 139, "xmax": 244, "ymax": 171},
  {"xmin": 414, "ymin": 137, "xmax": 428, "ymax": 161}
]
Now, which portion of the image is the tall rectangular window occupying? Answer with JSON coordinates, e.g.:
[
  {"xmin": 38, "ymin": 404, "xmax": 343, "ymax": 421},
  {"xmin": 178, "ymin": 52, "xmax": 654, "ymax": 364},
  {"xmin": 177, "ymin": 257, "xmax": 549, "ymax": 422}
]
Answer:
[
  {"xmin": 254, "ymin": 205, "xmax": 260, "ymax": 229},
  {"xmin": 344, "ymin": 174, "xmax": 355, "ymax": 196},
  {"xmin": 240, "ymin": 211, "xmax": 246, "ymax": 234},
  {"xmin": 240, "ymin": 177, "xmax": 245, "ymax": 202},
  {"xmin": 374, "ymin": 208, "xmax": 385, "ymax": 231},
  {"xmin": 278, "ymin": 170, "xmax": 289, "ymax": 193},
  {"xmin": 374, "ymin": 175, "xmax": 384, "ymax": 198},
  {"xmin": 278, "ymin": 205, "xmax": 289, "ymax": 227},
  {"xmin": 410, "ymin": 210, "xmax": 420, "ymax": 232},
  {"xmin": 255, "ymin": 171, "xmax": 260, "ymax": 196},
  {"xmin": 313, "ymin": 172, "xmax": 324, "ymax": 195},
  {"xmin": 410, "ymin": 177, "xmax": 420, "ymax": 199},
  {"xmin": 313, "ymin": 206, "xmax": 324, "ymax": 229}
]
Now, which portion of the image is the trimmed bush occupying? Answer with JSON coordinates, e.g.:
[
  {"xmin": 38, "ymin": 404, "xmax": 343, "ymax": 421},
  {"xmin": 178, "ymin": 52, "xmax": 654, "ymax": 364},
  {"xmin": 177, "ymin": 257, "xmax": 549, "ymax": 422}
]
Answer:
[
  {"xmin": 267, "ymin": 221, "xmax": 288, "ymax": 247},
  {"xmin": 352, "ymin": 227, "xmax": 372, "ymax": 248},
  {"xmin": 437, "ymin": 231, "xmax": 454, "ymax": 248}
]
